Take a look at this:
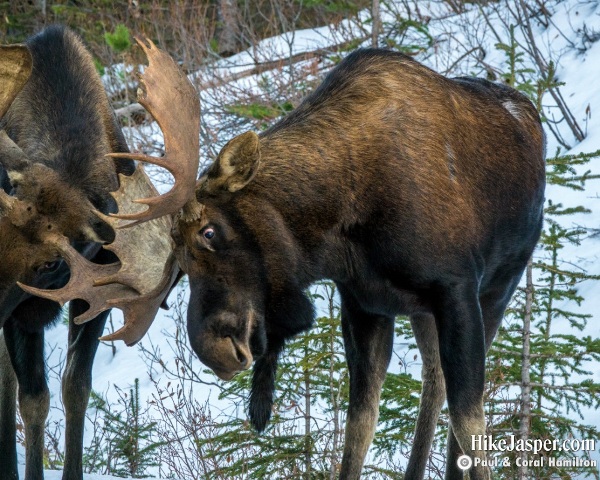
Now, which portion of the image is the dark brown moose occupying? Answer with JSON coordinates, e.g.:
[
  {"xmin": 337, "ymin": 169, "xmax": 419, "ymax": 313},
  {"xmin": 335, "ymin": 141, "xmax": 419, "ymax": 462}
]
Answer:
[
  {"xmin": 0, "ymin": 27, "xmax": 182, "ymax": 480},
  {"xmin": 29, "ymin": 46, "xmax": 546, "ymax": 479}
]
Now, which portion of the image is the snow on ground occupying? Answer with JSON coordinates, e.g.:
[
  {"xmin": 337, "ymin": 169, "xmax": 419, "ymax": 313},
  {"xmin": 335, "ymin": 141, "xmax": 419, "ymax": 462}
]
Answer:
[
  {"xmin": 17, "ymin": 466, "xmax": 126, "ymax": 480},
  {"xmin": 16, "ymin": 0, "xmax": 600, "ymax": 477}
]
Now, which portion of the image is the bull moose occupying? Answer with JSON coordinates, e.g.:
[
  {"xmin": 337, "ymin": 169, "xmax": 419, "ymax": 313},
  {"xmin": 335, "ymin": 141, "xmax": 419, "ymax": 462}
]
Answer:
[
  {"xmin": 183, "ymin": 52, "xmax": 544, "ymax": 479},
  {"xmin": 0, "ymin": 26, "xmax": 177, "ymax": 480},
  {"xmin": 22, "ymin": 41, "xmax": 545, "ymax": 479}
]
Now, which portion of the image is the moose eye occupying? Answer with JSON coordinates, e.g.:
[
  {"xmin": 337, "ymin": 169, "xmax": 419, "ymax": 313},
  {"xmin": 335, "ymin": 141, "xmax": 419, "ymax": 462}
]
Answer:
[
  {"xmin": 202, "ymin": 227, "xmax": 215, "ymax": 240},
  {"xmin": 36, "ymin": 260, "xmax": 61, "ymax": 274}
]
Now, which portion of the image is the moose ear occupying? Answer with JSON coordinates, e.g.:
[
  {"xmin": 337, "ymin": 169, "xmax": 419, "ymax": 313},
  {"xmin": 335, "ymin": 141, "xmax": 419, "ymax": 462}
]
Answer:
[
  {"xmin": 0, "ymin": 45, "xmax": 32, "ymax": 118},
  {"xmin": 201, "ymin": 131, "xmax": 261, "ymax": 194}
]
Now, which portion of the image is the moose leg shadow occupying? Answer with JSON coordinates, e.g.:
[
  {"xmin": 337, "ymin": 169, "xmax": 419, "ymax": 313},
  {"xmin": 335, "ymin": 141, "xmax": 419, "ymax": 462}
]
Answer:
[{"xmin": 337, "ymin": 286, "xmax": 394, "ymax": 480}]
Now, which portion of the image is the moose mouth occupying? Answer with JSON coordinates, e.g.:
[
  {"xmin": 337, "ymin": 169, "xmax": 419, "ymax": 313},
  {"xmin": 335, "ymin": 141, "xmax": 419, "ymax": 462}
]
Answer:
[
  {"xmin": 194, "ymin": 331, "xmax": 254, "ymax": 382},
  {"xmin": 212, "ymin": 367, "xmax": 240, "ymax": 381}
]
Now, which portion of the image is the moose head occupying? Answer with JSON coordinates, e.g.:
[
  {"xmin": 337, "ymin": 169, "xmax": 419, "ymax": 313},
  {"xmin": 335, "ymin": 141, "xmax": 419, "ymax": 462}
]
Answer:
[
  {"xmin": 1, "ymin": 38, "xmax": 193, "ymax": 345},
  {"xmin": 0, "ymin": 43, "xmax": 116, "ymax": 325}
]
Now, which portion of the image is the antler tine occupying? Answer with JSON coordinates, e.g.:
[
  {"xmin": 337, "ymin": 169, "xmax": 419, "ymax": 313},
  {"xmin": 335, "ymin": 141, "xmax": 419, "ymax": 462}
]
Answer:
[
  {"xmin": 17, "ymin": 233, "xmax": 135, "ymax": 309},
  {"xmin": 109, "ymin": 37, "xmax": 200, "ymax": 227},
  {"xmin": 99, "ymin": 255, "xmax": 179, "ymax": 346},
  {"xmin": 0, "ymin": 189, "xmax": 16, "ymax": 217}
]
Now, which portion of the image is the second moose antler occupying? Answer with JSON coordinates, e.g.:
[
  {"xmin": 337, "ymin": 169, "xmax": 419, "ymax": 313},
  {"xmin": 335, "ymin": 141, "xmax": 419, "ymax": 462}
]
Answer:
[
  {"xmin": 109, "ymin": 37, "xmax": 201, "ymax": 226},
  {"xmin": 19, "ymin": 37, "xmax": 200, "ymax": 345}
]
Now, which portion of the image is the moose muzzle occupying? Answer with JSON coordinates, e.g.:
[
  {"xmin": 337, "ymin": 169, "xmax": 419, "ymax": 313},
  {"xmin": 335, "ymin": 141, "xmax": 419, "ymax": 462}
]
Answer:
[{"xmin": 189, "ymin": 310, "xmax": 256, "ymax": 381}]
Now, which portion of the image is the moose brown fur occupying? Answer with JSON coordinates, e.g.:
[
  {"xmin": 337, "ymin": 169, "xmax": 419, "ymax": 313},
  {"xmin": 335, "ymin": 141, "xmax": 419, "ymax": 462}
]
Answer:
[
  {"xmin": 168, "ymin": 50, "xmax": 545, "ymax": 479},
  {"xmin": 0, "ymin": 26, "xmax": 133, "ymax": 480}
]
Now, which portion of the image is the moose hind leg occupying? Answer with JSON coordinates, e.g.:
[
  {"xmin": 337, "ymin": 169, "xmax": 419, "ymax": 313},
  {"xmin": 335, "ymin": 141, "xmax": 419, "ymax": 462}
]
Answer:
[
  {"xmin": 338, "ymin": 287, "xmax": 394, "ymax": 480},
  {"xmin": 433, "ymin": 281, "xmax": 490, "ymax": 480},
  {"xmin": 404, "ymin": 313, "xmax": 446, "ymax": 480},
  {"xmin": 62, "ymin": 301, "xmax": 109, "ymax": 480},
  {"xmin": 441, "ymin": 276, "xmax": 520, "ymax": 480},
  {"xmin": 406, "ymin": 313, "xmax": 466, "ymax": 480},
  {"xmin": 0, "ymin": 330, "xmax": 19, "ymax": 480},
  {"xmin": 3, "ymin": 321, "xmax": 49, "ymax": 480}
]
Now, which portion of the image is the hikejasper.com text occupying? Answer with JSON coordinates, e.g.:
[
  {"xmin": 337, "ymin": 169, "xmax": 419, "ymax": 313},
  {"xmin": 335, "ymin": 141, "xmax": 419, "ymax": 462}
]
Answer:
[{"xmin": 472, "ymin": 435, "xmax": 596, "ymax": 455}]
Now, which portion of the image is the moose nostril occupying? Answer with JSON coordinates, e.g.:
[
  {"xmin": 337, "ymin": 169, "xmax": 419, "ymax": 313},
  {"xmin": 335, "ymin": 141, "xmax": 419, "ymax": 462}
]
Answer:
[
  {"xmin": 237, "ymin": 351, "xmax": 249, "ymax": 367},
  {"xmin": 224, "ymin": 335, "xmax": 251, "ymax": 368}
]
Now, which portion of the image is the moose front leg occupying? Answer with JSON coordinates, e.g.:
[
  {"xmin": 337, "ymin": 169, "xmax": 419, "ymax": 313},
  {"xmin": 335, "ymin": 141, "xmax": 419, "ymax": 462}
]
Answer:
[
  {"xmin": 0, "ymin": 330, "xmax": 18, "ymax": 480},
  {"xmin": 61, "ymin": 300, "xmax": 109, "ymax": 480},
  {"xmin": 3, "ymin": 321, "xmax": 49, "ymax": 480},
  {"xmin": 338, "ymin": 288, "xmax": 394, "ymax": 480},
  {"xmin": 434, "ymin": 281, "xmax": 490, "ymax": 480}
]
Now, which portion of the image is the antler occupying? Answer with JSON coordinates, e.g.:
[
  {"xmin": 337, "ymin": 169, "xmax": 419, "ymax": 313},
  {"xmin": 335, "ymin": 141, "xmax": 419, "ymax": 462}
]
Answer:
[
  {"xmin": 108, "ymin": 37, "xmax": 200, "ymax": 226},
  {"xmin": 18, "ymin": 166, "xmax": 180, "ymax": 345},
  {"xmin": 17, "ymin": 234, "xmax": 132, "ymax": 319},
  {"xmin": 0, "ymin": 45, "xmax": 32, "ymax": 118},
  {"xmin": 17, "ymin": 38, "xmax": 200, "ymax": 345}
]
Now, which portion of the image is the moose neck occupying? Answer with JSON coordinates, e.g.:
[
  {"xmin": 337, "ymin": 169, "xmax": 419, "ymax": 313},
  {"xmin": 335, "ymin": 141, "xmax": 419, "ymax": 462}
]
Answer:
[{"xmin": 243, "ymin": 124, "xmax": 387, "ymax": 287}]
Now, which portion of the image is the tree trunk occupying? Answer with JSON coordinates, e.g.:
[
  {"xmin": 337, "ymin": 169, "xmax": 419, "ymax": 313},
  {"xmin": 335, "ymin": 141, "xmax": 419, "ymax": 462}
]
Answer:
[
  {"xmin": 218, "ymin": 0, "xmax": 240, "ymax": 55},
  {"xmin": 304, "ymin": 345, "xmax": 312, "ymax": 480},
  {"xmin": 328, "ymin": 287, "xmax": 341, "ymax": 480},
  {"xmin": 371, "ymin": 0, "xmax": 380, "ymax": 48}
]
